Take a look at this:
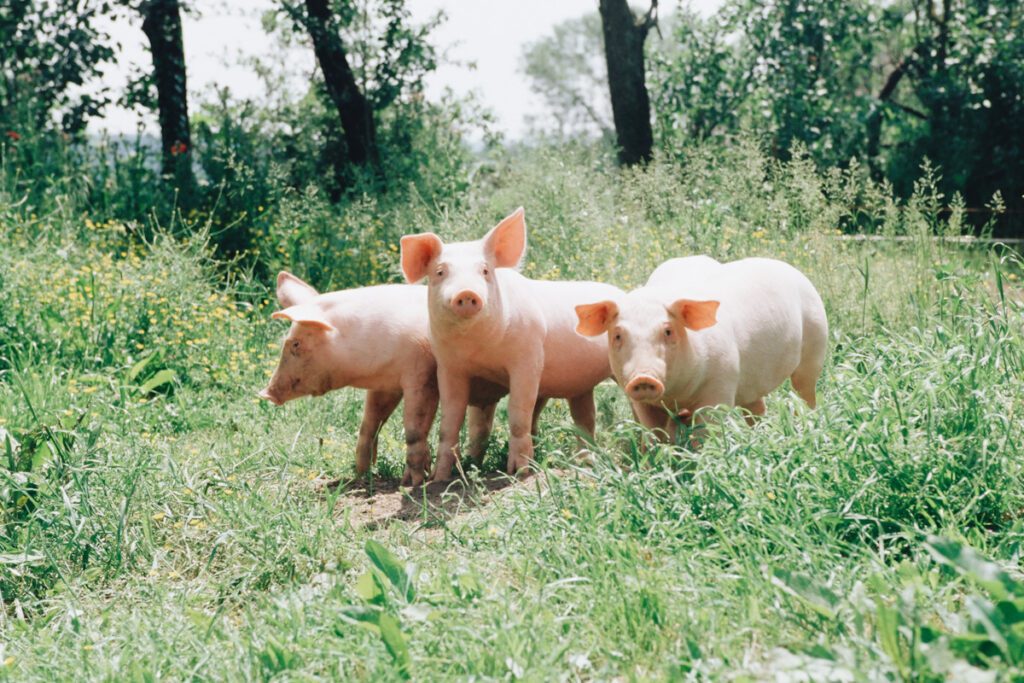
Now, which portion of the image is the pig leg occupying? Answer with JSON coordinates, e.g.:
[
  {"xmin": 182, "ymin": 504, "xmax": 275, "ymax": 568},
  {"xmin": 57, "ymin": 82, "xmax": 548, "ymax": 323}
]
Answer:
[
  {"xmin": 400, "ymin": 384, "xmax": 438, "ymax": 488},
  {"xmin": 792, "ymin": 317, "xmax": 827, "ymax": 409},
  {"xmin": 740, "ymin": 397, "xmax": 766, "ymax": 426},
  {"xmin": 466, "ymin": 402, "xmax": 497, "ymax": 466},
  {"xmin": 791, "ymin": 365, "xmax": 820, "ymax": 409},
  {"xmin": 355, "ymin": 390, "xmax": 403, "ymax": 475},
  {"xmin": 684, "ymin": 386, "xmax": 738, "ymax": 447},
  {"xmin": 506, "ymin": 369, "xmax": 541, "ymax": 477},
  {"xmin": 432, "ymin": 370, "xmax": 470, "ymax": 482},
  {"xmin": 632, "ymin": 401, "xmax": 671, "ymax": 442},
  {"xmin": 568, "ymin": 391, "xmax": 596, "ymax": 440},
  {"xmin": 531, "ymin": 398, "xmax": 548, "ymax": 436}
]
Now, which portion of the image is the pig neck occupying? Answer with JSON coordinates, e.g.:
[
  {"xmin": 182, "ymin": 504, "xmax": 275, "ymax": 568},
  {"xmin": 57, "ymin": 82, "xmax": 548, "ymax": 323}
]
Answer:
[
  {"xmin": 429, "ymin": 284, "xmax": 512, "ymax": 349},
  {"xmin": 663, "ymin": 330, "xmax": 710, "ymax": 405},
  {"xmin": 323, "ymin": 338, "xmax": 396, "ymax": 392}
]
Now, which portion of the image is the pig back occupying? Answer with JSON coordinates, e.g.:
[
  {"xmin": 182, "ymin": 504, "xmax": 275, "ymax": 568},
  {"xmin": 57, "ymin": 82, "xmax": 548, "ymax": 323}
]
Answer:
[
  {"xmin": 645, "ymin": 255, "xmax": 723, "ymax": 289},
  {"xmin": 527, "ymin": 279, "xmax": 623, "ymax": 398},
  {"xmin": 317, "ymin": 284, "xmax": 434, "ymax": 387},
  {"xmin": 712, "ymin": 258, "xmax": 818, "ymax": 400}
]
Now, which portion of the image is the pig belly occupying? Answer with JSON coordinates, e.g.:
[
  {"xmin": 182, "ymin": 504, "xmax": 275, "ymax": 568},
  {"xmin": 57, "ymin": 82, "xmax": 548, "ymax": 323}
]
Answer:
[
  {"xmin": 469, "ymin": 377, "xmax": 508, "ymax": 406},
  {"xmin": 732, "ymin": 309, "xmax": 804, "ymax": 405},
  {"xmin": 536, "ymin": 342, "xmax": 610, "ymax": 399}
]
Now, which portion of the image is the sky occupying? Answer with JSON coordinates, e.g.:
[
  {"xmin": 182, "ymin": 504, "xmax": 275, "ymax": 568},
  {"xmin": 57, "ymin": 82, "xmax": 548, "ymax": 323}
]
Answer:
[{"xmin": 92, "ymin": 0, "xmax": 723, "ymax": 140}]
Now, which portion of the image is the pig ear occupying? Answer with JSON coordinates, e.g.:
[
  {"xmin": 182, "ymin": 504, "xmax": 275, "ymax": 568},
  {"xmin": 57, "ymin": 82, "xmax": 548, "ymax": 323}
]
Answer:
[
  {"xmin": 668, "ymin": 299, "xmax": 720, "ymax": 332},
  {"xmin": 400, "ymin": 232, "xmax": 444, "ymax": 283},
  {"xmin": 276, "ymin": 271, "xmax": 319, "ymax": 307},
  {"xmin": 483, "ymin": 207, "xmax": 526, "ymax": 269},
  {"xmin": 575, "ymin": 300, "xmax": 618, "ymax": 337},
  {"xmin": 271, "ymin": 305, "xmax": 334, "ymax": 332}
]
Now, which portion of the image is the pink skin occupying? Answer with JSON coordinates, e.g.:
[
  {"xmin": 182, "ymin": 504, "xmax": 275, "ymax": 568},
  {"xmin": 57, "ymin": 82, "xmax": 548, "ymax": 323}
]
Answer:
[
  {"xmin": 259, "ymin": 273, "xmax": 518, "ymax": 486},
  {"xmin": 576, "ymin": 257, "xmax": 828, "ymax": 441},
  {"xmin": 400, "ymin": 207, "xmax": 623, "ymax": 480}
]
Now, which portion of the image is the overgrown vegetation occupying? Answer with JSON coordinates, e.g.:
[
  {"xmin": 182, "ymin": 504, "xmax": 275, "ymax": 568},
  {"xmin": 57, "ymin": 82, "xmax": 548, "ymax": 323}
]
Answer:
[
  {"xmin": 2, "ymin": 0, "xmax": 1023, "ymax": 677},
  {"xmin": 1, "ymin": 139, "xmax": 1022, "ymax": 679}
]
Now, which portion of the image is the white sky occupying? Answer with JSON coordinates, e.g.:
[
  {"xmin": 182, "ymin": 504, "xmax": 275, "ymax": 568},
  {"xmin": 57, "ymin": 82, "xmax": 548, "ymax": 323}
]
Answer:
[{"xmin": 92, "ymin": 0, "xmax": 723, "ymax": 140}]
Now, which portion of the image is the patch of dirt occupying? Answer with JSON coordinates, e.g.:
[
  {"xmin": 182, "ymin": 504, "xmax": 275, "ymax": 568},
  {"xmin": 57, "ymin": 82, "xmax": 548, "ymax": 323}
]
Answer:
[{"xmin": 316, "ymin": 470, "xmax": 525, "ymax": 530}]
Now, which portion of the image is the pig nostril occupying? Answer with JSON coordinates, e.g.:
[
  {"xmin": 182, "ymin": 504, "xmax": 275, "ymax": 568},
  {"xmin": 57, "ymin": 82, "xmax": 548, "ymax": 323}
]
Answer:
[
  {"xmin": 451, "ymin": 291, "xmax": 482, "ymax": 316},
  {"xmin": 627, "ymin": 376, "xmax": 664, "ymax": 398}
]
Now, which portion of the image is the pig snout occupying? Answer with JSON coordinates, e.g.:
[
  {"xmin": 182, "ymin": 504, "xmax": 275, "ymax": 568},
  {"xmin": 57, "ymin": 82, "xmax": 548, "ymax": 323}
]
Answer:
[
  {"xmin": 625, "ymin": 374, "xmax": 665, "ymax": 402},
  {"xmin": 450, "ymin": 289, "xmax": 484, "ymax": 318},
  {"xmin": 258, "ymin": 387, "xmax": 283, "ymax": 406}
]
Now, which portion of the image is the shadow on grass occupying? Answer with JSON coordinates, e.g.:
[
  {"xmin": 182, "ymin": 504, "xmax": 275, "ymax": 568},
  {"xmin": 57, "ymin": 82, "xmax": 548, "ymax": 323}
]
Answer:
[{"xmin": 318, "ymin": 470, "xmax": 521, "ymax": 530}]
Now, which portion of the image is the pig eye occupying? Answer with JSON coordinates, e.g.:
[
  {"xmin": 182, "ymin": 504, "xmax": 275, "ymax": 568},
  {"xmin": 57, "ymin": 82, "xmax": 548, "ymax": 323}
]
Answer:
[
  {"xmin": 435, "ymin": 267, "xmax": 445, "ymax": 278},
  {"xmin": 482, "ymin": 266, "xmax": 490, "ymax": 276},
  {"xmin": 664, "ymin": 327, "xmax": 673, "ymax": 338}
]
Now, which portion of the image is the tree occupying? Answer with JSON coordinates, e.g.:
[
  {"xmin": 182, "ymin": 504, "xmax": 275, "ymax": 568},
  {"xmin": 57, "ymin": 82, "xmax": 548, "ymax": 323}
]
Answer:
[
  {"xmin": 277, "ymin": 0, "xmax": 440, "ymax": 191},
  {"xmin": 651, "ymin": 0, "xmax": 1024, "ymax": 236},
  {"xmin": 886, "ymin": 0, "xmax": 1024, "ymax": 230},
  {"xmin": 300, "ymin": 0, "xmax": 378, "ymax": 170},
  {"xmin": 0, "ymin": 0, "xmax": 115, "ymax": 135},
  {"xmin": 521, "ymin": 13, "xmax": 613, "ymax": 139},
  {"xmin": 654, "ymin": 0, "xmax": 887, "ymax": 165},
  {"xmin": 598, "ymin": 0, "xmax": 657, "ymax": 165},
  {"xmin": 140, "ymin": 0, "xmax": 195, "ymax": 189},
  {"xmin": 650, "ymin": 7, "xmax": 759, "ymax": 145}
]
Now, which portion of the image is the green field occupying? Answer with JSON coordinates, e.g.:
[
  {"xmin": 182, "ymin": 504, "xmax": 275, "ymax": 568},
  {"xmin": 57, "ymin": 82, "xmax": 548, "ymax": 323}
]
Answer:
[{"xmin": 1, "ymin": 147, "xmax": 1023, "ymax": 680}]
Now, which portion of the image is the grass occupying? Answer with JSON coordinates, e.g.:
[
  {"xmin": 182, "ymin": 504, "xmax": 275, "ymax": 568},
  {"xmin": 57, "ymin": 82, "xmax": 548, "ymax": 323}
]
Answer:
[{"xmin": 1, "ymin": 144, "xmax": 1023, "ymax": 680}]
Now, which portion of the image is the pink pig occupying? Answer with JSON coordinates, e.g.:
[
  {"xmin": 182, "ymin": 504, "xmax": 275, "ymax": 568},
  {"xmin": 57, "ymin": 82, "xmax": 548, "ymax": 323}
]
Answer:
[
  {"xmin": 259, "ymin": 272, "xmax": 507, "ymax": 486},
  {"xmin": 400, "ymin": 208, "xmax": 623, "ymax": 480},
  {"xmin": 575, "ymin": 257, "xmax": 827, "ymax": 439}
]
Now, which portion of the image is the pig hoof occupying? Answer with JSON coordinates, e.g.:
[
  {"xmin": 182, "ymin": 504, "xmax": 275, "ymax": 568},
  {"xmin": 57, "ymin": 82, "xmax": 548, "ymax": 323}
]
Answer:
[
  {"xmin": 429, "ymin": 468, "xmax": 454, "ymax": 483},
  {"xmin": 507, "ymin": 459, "xmax": 534, "ymax": 479},
  {"xmin": 401, "ymin": 468, "xmax": 425, "ymax": 488}
]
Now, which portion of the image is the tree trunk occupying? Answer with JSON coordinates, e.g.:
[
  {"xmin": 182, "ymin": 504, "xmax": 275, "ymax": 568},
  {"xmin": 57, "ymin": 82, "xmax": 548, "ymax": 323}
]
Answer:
[
  {"xmin": 598, "ymin": 0, "xmax": 656, "ymax": 166},
  {"xmin": 140, "ymin": 0, "xmax": 194, "ymax": 190},
  {"xmin": 302, "ymin": 0, "xmax": 378, "ymax": 172}
]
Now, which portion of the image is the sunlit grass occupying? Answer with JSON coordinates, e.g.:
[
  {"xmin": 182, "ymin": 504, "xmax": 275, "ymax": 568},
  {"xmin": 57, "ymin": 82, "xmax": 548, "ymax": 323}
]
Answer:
[{"xmin": 0, "ymin": 146, "xmax": 1022, "ymax": 679}]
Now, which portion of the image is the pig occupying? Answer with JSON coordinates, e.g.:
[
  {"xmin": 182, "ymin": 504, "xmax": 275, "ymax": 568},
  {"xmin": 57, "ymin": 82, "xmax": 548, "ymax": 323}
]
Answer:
[
  {"xmin": 400, "ymin": 207, "xmax": 624, "ymax": 480},
  {"xmin": 575, "ymin": 257, "xmax": 827, "ymax": 439},
  {"xmin": 259, "ymin": 271, "xmax": 509, "ymax": 486}
]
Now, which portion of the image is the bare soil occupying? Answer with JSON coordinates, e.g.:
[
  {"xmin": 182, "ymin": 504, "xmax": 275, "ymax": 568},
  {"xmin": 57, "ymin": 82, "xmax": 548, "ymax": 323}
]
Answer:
[{"xmin": 317, "ymin": 470, "xmax": 525, "ymax": 530}]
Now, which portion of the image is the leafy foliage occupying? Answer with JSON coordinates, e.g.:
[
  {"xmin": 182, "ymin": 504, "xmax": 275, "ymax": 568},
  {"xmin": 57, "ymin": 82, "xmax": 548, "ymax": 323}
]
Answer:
[
  {"xmin": 0, "ymin": 0, "xmax": 117, "ymax": 135},
  {"xmin": 647, "ymin": 0, "xmax": 1024, "ymax": 234}
]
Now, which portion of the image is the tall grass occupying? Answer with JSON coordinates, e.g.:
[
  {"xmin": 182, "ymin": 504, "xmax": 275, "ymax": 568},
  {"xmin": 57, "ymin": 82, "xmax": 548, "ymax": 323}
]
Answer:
[{"xmin": 0, "ymin": 141, "xmax": 1022, "ymax": 679}]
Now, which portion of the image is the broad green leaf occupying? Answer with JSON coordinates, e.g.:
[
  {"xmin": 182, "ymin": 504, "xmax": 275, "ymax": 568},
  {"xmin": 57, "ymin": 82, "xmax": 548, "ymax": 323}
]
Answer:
[
  {"xmin": 365, "ymin": 539, "xmax": 415, "ymax": 602},
  {"xmin": 995, "ymin": 599, "xmax": 1024, "ymax": 627},
  {"xmin": 138, "ymin": 369, "xmax": 175, "ymax": 395},
  {"xmin": 770, "ymin": 568, "xmax": 840, "ymax": 620},
  {"xmin": 965, "ymin": 596, "xmax": 1011, "ymax": 661},
  {"xmin": 339, "ymin": 606, "xmax": 382, "ymax": 635},
  {"xmin": 926, "ymin": 536, "xmax": 1022, "ymax": 601},
  {"xmin": 338, "ymin": 606, "xmax": 411, "ymax": 678},
  {"xmin": 376, "ymin": 611, "xmax": 411, "ymax": 677},
  {"xmin": 355, "ymin": 570, "xmax": 386, "ymax": 605},
  {"xmin": 31, "ymin": 439, "xmax": 54, "ymax": 472},
  {"xmin": 875, "ymin": 603, "xmax": 906, "ymax": 671},
  {"xmin": 127, "ymin": 352, "xmax": 155, "ymax": 383}
]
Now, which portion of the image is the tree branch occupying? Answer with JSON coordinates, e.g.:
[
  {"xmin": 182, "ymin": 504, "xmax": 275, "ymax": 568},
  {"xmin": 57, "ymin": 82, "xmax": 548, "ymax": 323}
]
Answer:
[
  {"xmin": 878, "ymin": 58, "xmax": 910, "ymax": 101},
  {"xmin": 892, "ymin": 101, "xmax": 928, "ymax": 120},
  {"xmin": 639, "ymin": 0, "xmax": 659, "ymax": 35}
]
